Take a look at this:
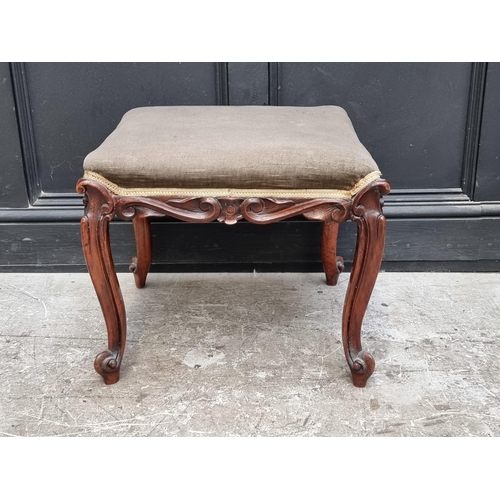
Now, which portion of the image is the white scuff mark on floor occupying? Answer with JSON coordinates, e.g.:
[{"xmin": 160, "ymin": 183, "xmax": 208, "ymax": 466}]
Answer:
[
  {"xmin": 182, "ymin": 348, "xmax": 225, "ymax": 369},
  {"xmin": 305, "ymin": 310, "xmax": 322, "ymax": 317},
  {"xmin": 278, "ymin": 350, "xmax": 287, "ymax": 365},
  {"xmin": 5, "ymin": 284, "xmax": 48, "ymax": 319}
]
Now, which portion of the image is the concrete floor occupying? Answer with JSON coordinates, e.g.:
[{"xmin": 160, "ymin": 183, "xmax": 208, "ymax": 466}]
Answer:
[{"xmin": 0, "ymin": 271, "xmax": 499, "ymax": 437}]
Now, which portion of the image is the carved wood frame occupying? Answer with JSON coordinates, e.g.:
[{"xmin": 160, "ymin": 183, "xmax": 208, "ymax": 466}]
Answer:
[{"xmin": 77, "ymin": 178, "xmax": 390, "ymax": 387}]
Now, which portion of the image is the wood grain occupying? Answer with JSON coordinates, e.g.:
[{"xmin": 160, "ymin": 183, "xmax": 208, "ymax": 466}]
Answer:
[
  {"xmin": 343, "ymin": 181, "xmax": 390, "ymax": 387},
  {"xmin": 77, "ymin": 180, "xmax": 126, "ymax": 384},
  {"xmin": 77, "ymin": 177, "xmax": 390, "ymax": 386},
  {"xmin": 321, "ymin": 222, "xmax": 344, "ymax": 286},
  {"xmin": 130, "ymin": 216, "xmax": 152, "ymax": 288}
]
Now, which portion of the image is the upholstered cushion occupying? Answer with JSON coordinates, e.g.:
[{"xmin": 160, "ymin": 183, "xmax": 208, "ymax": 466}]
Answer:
[{"xmin": 83, "ymin": 105, "xmax": 380, "ymax": 196}]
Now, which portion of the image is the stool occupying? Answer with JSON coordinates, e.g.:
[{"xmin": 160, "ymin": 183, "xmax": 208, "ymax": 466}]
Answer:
[{"xmin": 77, "ymin": 105, "xmax": 390, "ymax": 387}]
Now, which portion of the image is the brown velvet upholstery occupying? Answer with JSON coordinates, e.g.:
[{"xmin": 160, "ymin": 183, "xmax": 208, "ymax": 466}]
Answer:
[{"xmin": 83, "ymin": 105, "xmax": 380, "ymax": 192}]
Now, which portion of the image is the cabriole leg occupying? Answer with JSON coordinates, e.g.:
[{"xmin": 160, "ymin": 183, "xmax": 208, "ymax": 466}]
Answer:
[
  {"xmin": 77, "ymin": 180, "xmax": 126, "ymax": 385},
  {"xmin": 342, "ymin": 182, "xmax": 390, "ymax": 387}
]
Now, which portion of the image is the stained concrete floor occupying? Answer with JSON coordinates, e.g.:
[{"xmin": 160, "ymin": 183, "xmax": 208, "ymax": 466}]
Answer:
[{"xmin": 0, "ymin": 271, "xmax": 499, "ymax": 437}]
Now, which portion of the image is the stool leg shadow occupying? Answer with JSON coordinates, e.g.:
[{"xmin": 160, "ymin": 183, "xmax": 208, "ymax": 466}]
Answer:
[
  {"xmin": 77, "ymin": 179, "xmax": 126, "ymax": 385},
  {"xmin": 130, "ymin": 216, "xmax": 152, "ymax": 288},
  {"xmin": 321, "ymin": 221, "xmax": 344, "ymax": 286},
  {"xmin": 342, "ymin": 181, "xmax": 389, "ymax": 387}
]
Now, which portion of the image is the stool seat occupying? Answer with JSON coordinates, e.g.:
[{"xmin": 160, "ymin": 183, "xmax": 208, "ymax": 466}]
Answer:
[{"xmin": 83, "ymin": 105, "xmax": 381, "ymax": 197}]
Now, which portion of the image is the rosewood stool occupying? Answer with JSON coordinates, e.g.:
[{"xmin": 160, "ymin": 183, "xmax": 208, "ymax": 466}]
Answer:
[{"xmin": 77, "ymin": 105, "xmax": 390, "ymax": 387}]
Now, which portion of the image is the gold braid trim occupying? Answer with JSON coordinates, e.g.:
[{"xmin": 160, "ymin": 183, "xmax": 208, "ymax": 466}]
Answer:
[{"xmin": 82, "ymin": 170, "xmax": 382, "ymax": 199}]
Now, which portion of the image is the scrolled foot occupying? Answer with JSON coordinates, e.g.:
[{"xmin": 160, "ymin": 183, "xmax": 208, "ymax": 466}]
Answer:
[
  {"xmin": 321, "ymin": 221, "xmax": 344, "ymax": 286},
  {"xmin": 325, "ymin": 256, "xmax": 345, "ymax": 286},
  {"xmin": 129, "ymin": 258, "xmax": 137, "ymax": 273},
  {"xmin": 130, "ymin": 217, "xmax": 152, "ymax": 289},
  {"xmin": 324, "ymin": 257, "xmax": 344, "ymax": 286},
  {"xmin": 336, "ymin": 257, "xmax": 345, "ymax": 274},
  {"xmin": 129, "ymin": 256, "xmax": 146, "ymax": 288},
  {"xmin": 350, "ymin": 351, "xmax": 375, "ymax": 388},
  {"xmin": 94, "ymin": 350, "xmax": 121, "ymax": 385}
]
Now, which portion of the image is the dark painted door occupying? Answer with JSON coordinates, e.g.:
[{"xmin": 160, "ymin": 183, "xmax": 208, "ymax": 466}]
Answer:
[{"xmin": 1, "ymin": 62, "xmax": 499, "ymax": 271}]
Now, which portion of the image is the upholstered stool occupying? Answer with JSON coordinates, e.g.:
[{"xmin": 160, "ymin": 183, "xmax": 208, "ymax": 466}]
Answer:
[{"xmin": 77, "ymin": 105, "xmax": 390, "ymax": 387}]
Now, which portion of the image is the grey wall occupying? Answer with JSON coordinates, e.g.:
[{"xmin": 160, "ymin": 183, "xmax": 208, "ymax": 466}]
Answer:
[{"xmin": 1, "ymin": 62, "xmax": 499, "ymax": 271}]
